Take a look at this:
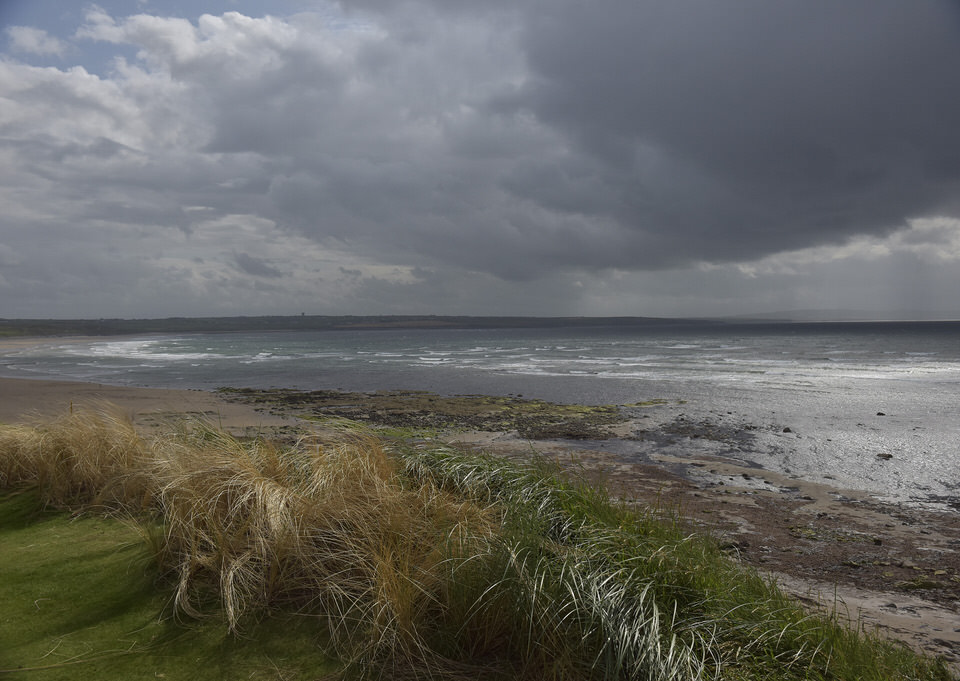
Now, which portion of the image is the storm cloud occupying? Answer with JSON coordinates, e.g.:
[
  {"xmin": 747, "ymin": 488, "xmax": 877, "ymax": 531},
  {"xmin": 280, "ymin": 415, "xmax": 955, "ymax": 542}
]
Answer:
[
  {"xmin": 513, "ymin": 0, "xmax": 960, "ymax": 263},
  {"xmin": 1, "ymin": 0, "xmax": 959, "ymax": 318}
]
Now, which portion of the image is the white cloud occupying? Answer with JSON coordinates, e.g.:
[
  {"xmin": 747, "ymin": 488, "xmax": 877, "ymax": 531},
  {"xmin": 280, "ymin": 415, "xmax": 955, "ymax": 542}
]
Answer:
[
  {"xmin": 5, "ymin": 26, "xmax": 67, "ymax": 57},
  {"xmin": 731, "ymin": 217, "xmax": 960, "ymax": 278}
]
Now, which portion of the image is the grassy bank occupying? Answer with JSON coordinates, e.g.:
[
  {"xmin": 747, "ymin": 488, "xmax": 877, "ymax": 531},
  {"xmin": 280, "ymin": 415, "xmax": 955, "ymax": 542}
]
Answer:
[
  {"xmin": 0, "ymin": 407, "xmax": 954, "ymax": 680},
  {"xmin": 0, "ymin": 489, "xmax": 334, "ymax": 679}
]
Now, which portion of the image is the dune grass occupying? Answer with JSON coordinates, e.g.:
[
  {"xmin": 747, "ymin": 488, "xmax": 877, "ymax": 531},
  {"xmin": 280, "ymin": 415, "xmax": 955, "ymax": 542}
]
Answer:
[{"xmin": 0, "ymin": 406, "xmax": 954, "ymax": 680}]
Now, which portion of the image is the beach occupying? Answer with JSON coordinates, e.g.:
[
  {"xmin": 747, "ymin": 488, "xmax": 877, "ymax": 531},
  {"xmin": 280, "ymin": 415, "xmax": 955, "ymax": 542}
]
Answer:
[
  {"xmin": 1, "ymin": 368, "xmax": 958, "ymax": 667},
  {"xmin": 0, "ymin": 375, "xmax": 295, "ymax": 434}
]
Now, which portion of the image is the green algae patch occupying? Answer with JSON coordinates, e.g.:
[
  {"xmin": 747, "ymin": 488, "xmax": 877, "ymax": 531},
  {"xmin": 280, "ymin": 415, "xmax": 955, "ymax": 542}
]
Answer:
[
  {"xmin": 219, "ymin": 387, "xmax": 629, "ymax": 439},
  {"xmin": 625, "ymin": 398, "xmax": 673, "ymax": 407}
]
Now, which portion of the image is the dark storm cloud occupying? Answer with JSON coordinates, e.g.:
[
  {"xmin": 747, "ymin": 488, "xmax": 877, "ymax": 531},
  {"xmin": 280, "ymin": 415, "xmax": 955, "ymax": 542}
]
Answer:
[
  {"xmin": 234, "ymin": 252, "xmax": 282, "ymax": 278},
  {"xmin": 309, "ymin": 0, "xmax": 960, "ymax": 278},
  {"xmin": 506, "ymin": 0, "xmax": 960, "ymax": 265}
]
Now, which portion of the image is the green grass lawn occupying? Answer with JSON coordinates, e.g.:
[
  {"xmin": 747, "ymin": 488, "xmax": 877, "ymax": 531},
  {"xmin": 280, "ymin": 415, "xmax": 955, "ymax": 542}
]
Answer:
[{"xmin": 0, "ymin": 489, "xmax": 336, "ymax": 680}]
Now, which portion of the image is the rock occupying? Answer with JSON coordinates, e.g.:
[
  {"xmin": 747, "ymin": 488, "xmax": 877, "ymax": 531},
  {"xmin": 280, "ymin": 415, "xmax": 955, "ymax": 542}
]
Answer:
[
  {"xmin": 876, "ymin": 452, "xmax": 893, "ymax": 460},
  {"xmin": 877, "ymin": 412, "xmax": 886, "ymax": 416},
  {"xmin": 782, "ymin": 427, "xmax": 792, "ymax": 433},
  {"xmin": 719, "ymin": 540, "xmax": 747, "ymax": 553},
  {"xmin": 898, "ymin": 577, "xmax": 940, "ymax": 590}
]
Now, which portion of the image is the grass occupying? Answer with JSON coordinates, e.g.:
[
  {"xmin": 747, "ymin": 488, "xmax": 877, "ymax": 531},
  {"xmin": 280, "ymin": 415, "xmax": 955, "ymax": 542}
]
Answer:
[
  {"xmin": 0, "ymin": 405, "xmax": 955, "ymax": 680},
  {"xmin": 0, "ymin": 488, "xmax": 334, "ymax": 680}
]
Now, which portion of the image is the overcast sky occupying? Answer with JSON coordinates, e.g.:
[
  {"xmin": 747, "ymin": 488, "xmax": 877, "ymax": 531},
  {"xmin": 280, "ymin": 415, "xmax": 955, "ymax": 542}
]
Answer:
[{"xmin": 2, "ymin": 1, "xmax": 960, "ymax": 319}]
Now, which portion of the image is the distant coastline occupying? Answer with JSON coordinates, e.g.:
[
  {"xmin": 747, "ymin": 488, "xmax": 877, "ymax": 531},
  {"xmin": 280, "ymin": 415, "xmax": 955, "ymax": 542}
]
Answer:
[
  {"xmin": 2, "ymin": 313, "xmax": 959, "ymax": 339},
  {"xmin": 0, "ymin": 314, "xmax": 722, "ymax": 338}
]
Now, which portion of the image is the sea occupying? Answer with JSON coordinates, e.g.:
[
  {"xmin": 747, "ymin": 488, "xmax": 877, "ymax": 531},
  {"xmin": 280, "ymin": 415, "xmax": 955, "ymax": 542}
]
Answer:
[{"xmin": 2, "ymin": 321, "xmax": 958, "ymax": 511}]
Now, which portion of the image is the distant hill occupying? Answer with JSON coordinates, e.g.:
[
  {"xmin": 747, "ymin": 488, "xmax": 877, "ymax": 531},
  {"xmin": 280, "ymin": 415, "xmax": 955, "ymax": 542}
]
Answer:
[
  {"xmin": 0, "ymin": 315, "xmax": 723, "ymax": 338},
  {"xmin": 5, "ymin": 313, "xmax": 955, "ymax": 339},
  {"xmin": 725, "ymin": 309, "xmax": 960, "ymax": 322}
]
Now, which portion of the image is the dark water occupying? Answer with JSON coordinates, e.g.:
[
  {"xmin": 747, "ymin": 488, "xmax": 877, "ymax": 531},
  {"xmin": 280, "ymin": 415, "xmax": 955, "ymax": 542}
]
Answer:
[{"xmin": 2, "ymin": 321, "xmax": 958, "ymax": 509}]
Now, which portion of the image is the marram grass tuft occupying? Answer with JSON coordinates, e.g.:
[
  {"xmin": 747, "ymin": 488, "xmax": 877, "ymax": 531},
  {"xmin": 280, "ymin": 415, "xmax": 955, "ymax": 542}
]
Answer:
[{"xmin": 0, "ymin": 403, "xmax": 153, "ymax": 509}]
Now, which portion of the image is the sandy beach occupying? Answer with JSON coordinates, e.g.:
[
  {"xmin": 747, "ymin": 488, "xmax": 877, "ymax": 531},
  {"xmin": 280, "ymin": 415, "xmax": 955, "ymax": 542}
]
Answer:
[{"xmin": 1, "ymin": 366, "xmax": 958, "ymax": 668}]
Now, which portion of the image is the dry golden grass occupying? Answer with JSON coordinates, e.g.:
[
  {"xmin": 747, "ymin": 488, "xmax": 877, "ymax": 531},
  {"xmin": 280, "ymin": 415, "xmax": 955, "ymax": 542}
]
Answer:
[
  {"xmin": 150, "ymin": 421, "xmax": 496, "ymax": 670},
  {"xmin": 0, "ymin": 403, "xmax": 152, "ymax": 509}
]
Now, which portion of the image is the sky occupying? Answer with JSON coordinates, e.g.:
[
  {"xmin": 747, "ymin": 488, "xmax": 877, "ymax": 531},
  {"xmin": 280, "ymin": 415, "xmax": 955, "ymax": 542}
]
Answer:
[{"xmin": 1, "ymin": 1, "xmax": 960, "ymax": 320}]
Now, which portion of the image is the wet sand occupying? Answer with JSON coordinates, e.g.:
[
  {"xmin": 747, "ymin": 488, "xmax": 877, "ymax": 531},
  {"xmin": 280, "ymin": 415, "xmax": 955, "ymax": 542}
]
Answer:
[{"xmin": 0, "ymin": 369, "xmax": 958, "ymax": 668}]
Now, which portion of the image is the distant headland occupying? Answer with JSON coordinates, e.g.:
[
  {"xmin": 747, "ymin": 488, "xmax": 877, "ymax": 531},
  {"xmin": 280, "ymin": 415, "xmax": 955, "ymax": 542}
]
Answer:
[
  {"xmin": 0, "ymin": 315, "xmax": 729, "ymax": 338},
  {"xmin": 3, "ymin": 313, "xmax": 959, "ymax": 338}
]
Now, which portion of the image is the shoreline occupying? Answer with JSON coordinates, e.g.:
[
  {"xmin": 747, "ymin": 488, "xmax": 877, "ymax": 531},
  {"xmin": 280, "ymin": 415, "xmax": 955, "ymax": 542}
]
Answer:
[{"xmin": 1, "ymin": 374, "xmax": 958, "ymax": 667}]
